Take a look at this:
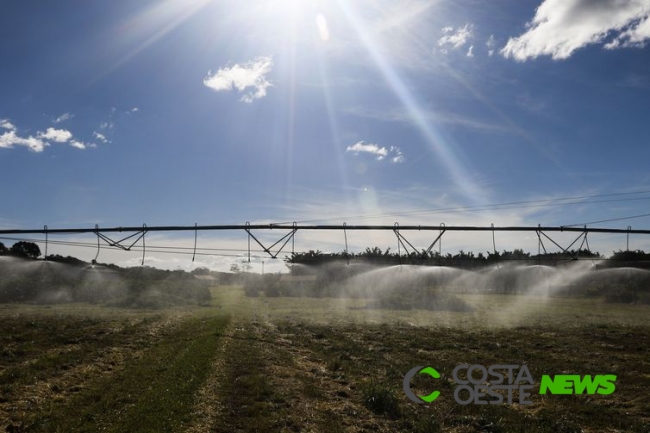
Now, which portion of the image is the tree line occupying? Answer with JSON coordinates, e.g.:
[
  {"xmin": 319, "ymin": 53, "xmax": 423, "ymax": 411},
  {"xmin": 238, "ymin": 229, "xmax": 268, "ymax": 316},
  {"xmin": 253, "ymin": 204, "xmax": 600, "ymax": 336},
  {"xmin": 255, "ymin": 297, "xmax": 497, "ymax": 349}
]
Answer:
[
  {"xmin": 0, "ymin": 241, "xmax": 41, "ymax": 259},
  {"xmin": 285, "ymin": 246, "xmax": 607, "ymax": 269}
]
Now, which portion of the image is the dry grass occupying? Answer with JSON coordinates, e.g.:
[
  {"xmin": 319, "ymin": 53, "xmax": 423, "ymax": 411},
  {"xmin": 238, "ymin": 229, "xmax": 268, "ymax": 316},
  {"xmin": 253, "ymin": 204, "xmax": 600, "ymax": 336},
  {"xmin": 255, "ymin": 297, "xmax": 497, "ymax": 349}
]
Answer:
[{"xmin": 0, "ymin": 286, "xmax": 648, "ymax": 432}]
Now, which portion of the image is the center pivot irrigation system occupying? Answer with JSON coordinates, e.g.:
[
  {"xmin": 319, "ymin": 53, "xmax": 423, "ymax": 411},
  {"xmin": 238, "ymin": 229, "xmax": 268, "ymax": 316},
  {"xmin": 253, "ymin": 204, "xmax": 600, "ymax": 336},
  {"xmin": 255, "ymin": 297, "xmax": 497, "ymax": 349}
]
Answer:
[{"xmin": 2, "ymin": 223, "xmax": 650, "ymax": 266}]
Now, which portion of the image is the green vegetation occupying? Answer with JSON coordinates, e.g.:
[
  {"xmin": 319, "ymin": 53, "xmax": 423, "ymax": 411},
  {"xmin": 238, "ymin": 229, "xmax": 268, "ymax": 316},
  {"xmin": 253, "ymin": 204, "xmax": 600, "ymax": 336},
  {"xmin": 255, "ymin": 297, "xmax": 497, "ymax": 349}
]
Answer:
[
  {"xmin": 15, "ymin": 314, "xmax": 229, "ymax": 432},
  {"xmin": 8, "ymin": 241, "xmax": 41, "ymax": 260},
  {"xmin": 286, "ymin": 246, "xmax": 604, "ymax": 268},
  {"xmin": 213, "ymin": 324, "xmax": 292, "ymax": 432},
  {"xmin": 0, "ymin": 316, "xmax": 228, "ymax": 432},
  {"xmin": 362, "ymin": 380, "xmax": 402, "ymax": 419}
]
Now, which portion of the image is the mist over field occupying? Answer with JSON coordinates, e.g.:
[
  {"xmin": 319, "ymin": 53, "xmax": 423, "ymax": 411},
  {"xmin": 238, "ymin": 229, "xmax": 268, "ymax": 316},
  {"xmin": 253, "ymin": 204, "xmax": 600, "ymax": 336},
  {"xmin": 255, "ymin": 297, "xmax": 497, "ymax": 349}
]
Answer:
[{"xmin": 1, "ymin": 238, "xmax": 650, "ymax": 432}]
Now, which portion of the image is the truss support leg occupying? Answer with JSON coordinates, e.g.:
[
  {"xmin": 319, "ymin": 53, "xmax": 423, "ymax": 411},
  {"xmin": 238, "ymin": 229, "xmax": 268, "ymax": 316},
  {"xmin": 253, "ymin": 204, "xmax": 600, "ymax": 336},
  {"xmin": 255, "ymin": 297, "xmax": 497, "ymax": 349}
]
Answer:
[
  {"xmin": 538, "ymin": 229, "xmax": 588, "ymax": 261},
  {"xmin": 244, "ymin": 226, "xmax": 299, "ymax": 259}
]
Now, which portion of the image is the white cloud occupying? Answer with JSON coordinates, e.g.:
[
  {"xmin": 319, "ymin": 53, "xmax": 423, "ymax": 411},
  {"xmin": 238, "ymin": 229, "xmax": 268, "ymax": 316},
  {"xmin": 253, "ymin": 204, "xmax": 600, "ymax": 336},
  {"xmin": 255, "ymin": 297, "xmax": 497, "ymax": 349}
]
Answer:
[
  {"xmin": 53, "ymin": 113, "xmax": 73, "ymax": 123},
  {"xmin": 203, "ymin": 56, "xmax": 273, "ymax": 103},
  {"xmin": 127, "ymin": 107, "xmax": 139, "ymax": 114},
  {"xmin": 501, "ymin": 0, "xmax": 650, "ymax": 61},
  {"xmin": 99, "ymin": 121, "xmax": 113, "ymax": 130},
  {"xmin": 0, "ymin": 121, "xmax": 92, "ymax": 152},
  {"xmin": 93, "ymin": 131, "xmax": 109, "ymax": 143},
  {"xmin": 437, "ymin": 24, "xmax": 474, "ymax": 51},
  {"xmin": 605, "ymin": 12, "xmax": 650, "ymax": 48},
  {"xmin": 347, "ymin": 141, "xmax": 388, "ymax": 160},
  {"xmin": 0, "ymin": 130, "xmax": 48, "ymax": 152},
  {"xmin": 1, "ymin": 119, "xmax": 17, "ymax": 131},
  {"xmin": 486, "ymin": 35, "xmax": 497, "ymax": 56},
  {"xmin": 467, "ymin": 45, "xmax": 474, "ymax": 57},
  {"xmin": 390, "ymin": 146, "xmax": 405, "ymax": 163},
  {"xmin": 38, "ymin": 127, "xmax": 73, "ymax": 143},
  {"xmin": 346, "ymin": 141, "xmax": 405, "ymax": 163},
  {"xmin": 69, "ymin": 140, "xmax": 87, "ymax": 150}
]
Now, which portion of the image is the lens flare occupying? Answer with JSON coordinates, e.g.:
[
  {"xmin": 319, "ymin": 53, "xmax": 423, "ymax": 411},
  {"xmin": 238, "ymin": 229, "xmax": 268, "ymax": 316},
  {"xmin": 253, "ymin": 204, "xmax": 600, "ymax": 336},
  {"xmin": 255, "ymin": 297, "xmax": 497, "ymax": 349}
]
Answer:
[{"xmin": 316, "ymin": 13, "xmax": 330, "ymax": 42}]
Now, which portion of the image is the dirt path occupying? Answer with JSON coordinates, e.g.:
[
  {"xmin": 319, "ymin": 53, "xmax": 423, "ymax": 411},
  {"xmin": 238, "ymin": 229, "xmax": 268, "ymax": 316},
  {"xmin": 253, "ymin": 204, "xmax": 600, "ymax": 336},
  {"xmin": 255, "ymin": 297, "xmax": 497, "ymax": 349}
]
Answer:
[
  {"xmin": 198, "ymin": 316, "xmax": 387, "ymax": 433},
  {"xmin": 185, "ymin": 318, "xmax": 237, "ymax": 432}
]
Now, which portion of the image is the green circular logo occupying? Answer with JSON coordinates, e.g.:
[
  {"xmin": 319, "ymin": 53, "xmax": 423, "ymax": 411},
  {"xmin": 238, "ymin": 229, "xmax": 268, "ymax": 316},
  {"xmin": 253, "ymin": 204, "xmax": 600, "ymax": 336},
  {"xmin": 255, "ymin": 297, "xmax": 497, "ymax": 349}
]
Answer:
[{"xmin": 403, "ymin": 366, "xmax": 441, "ymax": 403}]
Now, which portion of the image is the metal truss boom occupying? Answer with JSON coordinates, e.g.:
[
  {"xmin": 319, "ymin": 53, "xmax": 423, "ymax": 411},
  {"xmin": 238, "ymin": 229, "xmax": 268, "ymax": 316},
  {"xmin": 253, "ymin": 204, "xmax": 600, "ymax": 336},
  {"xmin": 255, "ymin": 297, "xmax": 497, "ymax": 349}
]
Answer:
[
  {"xmin": 3, "ymin": 223, "xmax": 648, "ymax": 262},
  {"xmin": 2, "ymin": 224, "xmax": 650, "ymax": 235}
]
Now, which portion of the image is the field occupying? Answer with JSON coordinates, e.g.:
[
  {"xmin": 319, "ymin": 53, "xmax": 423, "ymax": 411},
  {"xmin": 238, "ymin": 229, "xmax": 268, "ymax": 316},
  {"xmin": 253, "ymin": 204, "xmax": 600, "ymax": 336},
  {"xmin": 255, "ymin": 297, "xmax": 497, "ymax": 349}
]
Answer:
[{"xmin": 1, "ymin": 287, "xmax": 649, "ymax": 432}]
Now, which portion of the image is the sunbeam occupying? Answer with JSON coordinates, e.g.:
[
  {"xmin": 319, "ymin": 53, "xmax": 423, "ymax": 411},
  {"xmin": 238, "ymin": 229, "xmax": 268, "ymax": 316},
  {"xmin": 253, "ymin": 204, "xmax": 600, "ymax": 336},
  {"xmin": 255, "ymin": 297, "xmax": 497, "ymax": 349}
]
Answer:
[
  {"xmin": 335, "ymin": 0, "xmax": 486, "ymax": 204},
  {"xmin": 91, "ymin": 0, "xmax": 212, "ymax": 84},
  {"xmin": 315, "ymin": 21, "xmax": 352, "ymax": 209}
]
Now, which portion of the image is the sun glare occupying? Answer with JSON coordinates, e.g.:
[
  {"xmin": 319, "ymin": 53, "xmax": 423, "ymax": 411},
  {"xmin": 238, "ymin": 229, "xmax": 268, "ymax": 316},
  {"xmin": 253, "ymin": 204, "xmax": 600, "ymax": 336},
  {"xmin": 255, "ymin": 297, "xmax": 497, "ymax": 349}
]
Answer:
[
  {"xmin": 334, "ymin": 0, "xmax": 486, "ymax": 204},
  {"xmin": 316, "ymin": 13, "xmax": 331, "ymax": 41}
]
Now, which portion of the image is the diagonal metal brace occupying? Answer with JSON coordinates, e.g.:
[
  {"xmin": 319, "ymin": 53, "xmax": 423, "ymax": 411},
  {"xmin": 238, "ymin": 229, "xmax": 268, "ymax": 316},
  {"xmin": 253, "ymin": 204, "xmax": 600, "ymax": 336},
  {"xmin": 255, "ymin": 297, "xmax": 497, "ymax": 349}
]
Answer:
[
  {"xmin": 537, "ymin": 228, "xmax": 588, "ymax": 261},
  {"xmin": 393, "ymin": 225, "xmax": 419, "ymax": 257},
  {"xmin": 94, "ymin": 228, "xmax": 147, "ymax": 251},
  {"xmin": 424, "ymin": 229, "xmax": 446, "ymax": 257},
  {"xmin": 393, "ymin": 223, "xmax": 446, "ymax": 259},
  {"xmin": 245, "ymin": 224, "xmax": 298, "ymax": 259},
  {"xmin": 92, "ymin": 224, "xmax": 148, "ymax": 266}
]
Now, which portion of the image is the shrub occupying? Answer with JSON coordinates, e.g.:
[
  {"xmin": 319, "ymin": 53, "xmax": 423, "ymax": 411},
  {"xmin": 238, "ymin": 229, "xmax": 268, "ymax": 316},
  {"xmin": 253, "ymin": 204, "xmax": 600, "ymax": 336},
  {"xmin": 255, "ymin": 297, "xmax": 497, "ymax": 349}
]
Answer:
[{"xmin": 362, "ymin": 381, "xmax": 401, "ymax": 419}]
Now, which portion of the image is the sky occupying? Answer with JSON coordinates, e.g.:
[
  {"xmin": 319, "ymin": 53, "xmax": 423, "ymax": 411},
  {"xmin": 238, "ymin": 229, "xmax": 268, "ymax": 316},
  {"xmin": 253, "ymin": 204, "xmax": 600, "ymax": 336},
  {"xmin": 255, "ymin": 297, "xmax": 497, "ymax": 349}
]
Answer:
[{"xmin": 1, "ymin": 0, "xmax": 650, "ymax": 272}]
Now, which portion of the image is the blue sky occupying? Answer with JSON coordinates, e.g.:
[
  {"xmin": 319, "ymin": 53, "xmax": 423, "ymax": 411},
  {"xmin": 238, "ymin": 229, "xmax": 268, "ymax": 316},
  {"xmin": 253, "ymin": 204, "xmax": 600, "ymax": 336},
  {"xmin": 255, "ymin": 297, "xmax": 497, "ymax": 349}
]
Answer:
[{"xmin": 2, "ymin": 0, "xmax": 650, "ymax": 271}]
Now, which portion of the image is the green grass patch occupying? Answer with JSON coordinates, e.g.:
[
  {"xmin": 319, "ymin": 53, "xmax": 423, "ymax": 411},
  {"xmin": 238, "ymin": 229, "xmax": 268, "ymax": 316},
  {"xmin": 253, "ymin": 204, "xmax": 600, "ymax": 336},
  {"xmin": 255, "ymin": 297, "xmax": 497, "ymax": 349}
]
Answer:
[
  {"xmin": 213, "ymin": 325, "xmax": 290, "ymax": 432},
  {"xmin": 362, "ymin": 380, "xmax": 402, "ymax": 419},
  {"xmin": 0, "ymin": 315, "xmax": 158, "ymax": 393},
  {"xmin": 25, "ymin": 315, "xmax": 230, "ymax": 433}
]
